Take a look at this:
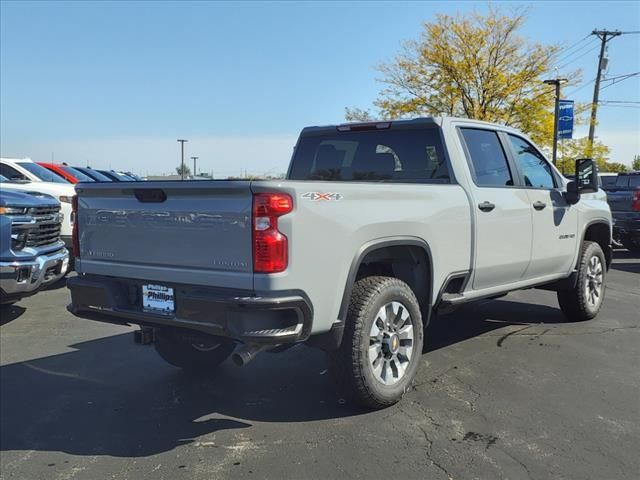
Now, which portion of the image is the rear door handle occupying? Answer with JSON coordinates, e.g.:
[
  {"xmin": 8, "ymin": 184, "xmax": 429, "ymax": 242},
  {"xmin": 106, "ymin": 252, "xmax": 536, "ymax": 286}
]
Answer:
[
  {"xmin": 533, "ymin": 201, "xmax": 547, "ymax": 211},
  {"xmin": 478, "ymin": 201, "xmax": 495, "ymax": 212}
]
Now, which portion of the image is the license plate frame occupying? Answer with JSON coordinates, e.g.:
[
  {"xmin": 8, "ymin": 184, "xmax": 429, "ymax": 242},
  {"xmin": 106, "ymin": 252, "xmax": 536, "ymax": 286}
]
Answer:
[{"xmin": 142, "ymin": 284, "xmax": 175, "ymax": 314}]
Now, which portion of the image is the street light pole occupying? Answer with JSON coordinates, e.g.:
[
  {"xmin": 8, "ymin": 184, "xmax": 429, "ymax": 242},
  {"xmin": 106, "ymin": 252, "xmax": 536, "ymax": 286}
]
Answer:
[
  {"xmin": 177, "ymin": 139, "xmax": 188, "ymax": 180},
  {"xmin": 191, "ymin": 156, "xmax": 199, "ymax": 177},
  {"xmin": 543, "ymin": 78, "xmax": 567, "ymax": 165}
]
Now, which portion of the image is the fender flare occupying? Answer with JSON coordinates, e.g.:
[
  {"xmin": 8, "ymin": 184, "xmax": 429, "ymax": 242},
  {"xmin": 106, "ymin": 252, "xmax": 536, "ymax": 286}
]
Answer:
[
  {"xmin": 337, "ymin": 236, "xmax": 434, "ymax": 324},
  {"xmin": 577, "ymin": 219, "xmax": 612, "ymax": 268}
]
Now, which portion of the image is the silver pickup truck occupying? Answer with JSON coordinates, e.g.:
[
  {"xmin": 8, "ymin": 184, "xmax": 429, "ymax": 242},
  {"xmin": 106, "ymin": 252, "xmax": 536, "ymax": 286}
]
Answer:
[{"xmin": 67, "ymin": 117, "xmax": 612, "ymax": 409}]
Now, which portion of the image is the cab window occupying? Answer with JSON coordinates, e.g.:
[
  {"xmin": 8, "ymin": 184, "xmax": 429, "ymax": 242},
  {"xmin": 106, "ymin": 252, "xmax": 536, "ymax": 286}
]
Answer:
[
  {"xmin": 508, "ymin": 135, "xmax": 555, "ymax": 189},
  {"xmin": 460, "ymin": 128, "xmax": 513, "ymax": 187}
]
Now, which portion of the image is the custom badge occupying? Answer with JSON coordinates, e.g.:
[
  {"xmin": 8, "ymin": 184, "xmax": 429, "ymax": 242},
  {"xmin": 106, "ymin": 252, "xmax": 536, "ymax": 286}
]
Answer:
[{"xmin": 302, "ymin": 192, "xmax": 343, "ymax": 201}]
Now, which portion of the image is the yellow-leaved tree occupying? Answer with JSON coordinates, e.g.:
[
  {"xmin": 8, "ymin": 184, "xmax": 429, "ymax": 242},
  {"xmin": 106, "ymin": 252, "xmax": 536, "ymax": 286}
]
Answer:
[
  {"xmin": 556, "ymin": 137, "xmax": 630, "ymax": 174},
  {"xmin": 346, "ymin": 7, "xmax": 578, "ymax": 151}
]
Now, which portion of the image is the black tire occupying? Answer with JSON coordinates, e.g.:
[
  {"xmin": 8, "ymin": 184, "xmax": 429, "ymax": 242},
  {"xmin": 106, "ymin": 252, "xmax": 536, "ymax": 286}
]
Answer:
[
  {"xmin": 153, "ymin": 327, "xmax": 236, "ymax": 372},
  {"xmin": 328, "ymin": 276, "xmax": 424, "ymax": 409},
  {"xmin": 557, "ymin": 241, "xmax": 606, "ymax": 321},
  {"xmin": 621, "ymin": 235, "xmax": 640, "ymax": 253}
]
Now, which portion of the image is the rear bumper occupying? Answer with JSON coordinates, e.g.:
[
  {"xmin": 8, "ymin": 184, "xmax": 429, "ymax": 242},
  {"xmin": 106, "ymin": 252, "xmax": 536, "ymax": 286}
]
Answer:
[
  {"xmin": 67, "ymin": 274, "xmax": 313, "ymax": 344},
  {"xmin": 0, "ymin": 248, "xmax": 69, "ymax": 303}
]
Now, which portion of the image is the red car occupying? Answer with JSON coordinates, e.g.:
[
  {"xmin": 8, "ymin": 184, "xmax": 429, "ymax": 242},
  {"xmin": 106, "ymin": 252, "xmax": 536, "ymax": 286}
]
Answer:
[{"xmin": 37, "ymin": 163, "xmax": 95, "ymax": 184}]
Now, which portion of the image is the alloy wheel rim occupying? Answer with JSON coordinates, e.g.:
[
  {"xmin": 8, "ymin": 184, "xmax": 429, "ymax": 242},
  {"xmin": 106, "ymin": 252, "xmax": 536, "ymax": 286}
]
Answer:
[
  {"xmin": 585, "ymin": 255, "xmax": 604, "ymax": 308},
  {"xmin": 368, "ymin": 301, "xmax": 414, "ymax": 385}
]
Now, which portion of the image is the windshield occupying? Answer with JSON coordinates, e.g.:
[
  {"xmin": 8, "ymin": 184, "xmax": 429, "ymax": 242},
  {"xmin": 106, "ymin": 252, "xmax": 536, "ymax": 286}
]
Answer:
[
  {"xmin": 17, "ymin": 162, "xmax": 69, "ymax": 183},
  {"xmin": 74, "ymin": 167, "xmax": 112, "ymax": 182},
  {"xmin": 60, "ymin": 166, "xmax": 95, "ymax": 182},
  {"xmin": 101, "ymin": 170, "xmax": 134, "ymax": 181}
]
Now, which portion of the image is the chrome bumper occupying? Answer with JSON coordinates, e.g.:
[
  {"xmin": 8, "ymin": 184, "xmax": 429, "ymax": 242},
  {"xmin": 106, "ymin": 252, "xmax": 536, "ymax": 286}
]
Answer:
[{"xmin": 0, "ymin": 248, "xmax": 69, "ymax": 296}]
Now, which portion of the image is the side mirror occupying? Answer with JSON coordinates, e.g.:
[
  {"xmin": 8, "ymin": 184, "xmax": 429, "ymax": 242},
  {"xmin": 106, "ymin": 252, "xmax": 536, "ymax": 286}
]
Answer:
[
  {"xmin": 565, "ymin": 181, "xmax": 580, "ymax": 205},
  {"xmin": 576, "ymin": 158, "xmax": 598, "ymax": 193}
]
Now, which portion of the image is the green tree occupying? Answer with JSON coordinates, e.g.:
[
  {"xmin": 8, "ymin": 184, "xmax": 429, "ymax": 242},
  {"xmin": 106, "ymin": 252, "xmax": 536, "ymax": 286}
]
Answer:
[
  {"xmin": 557, "ymin": 137, "xmax": 628, "ymax": 174},
  {"xmin": 632, "ymin": 154, "xmax": 640, "ymax": 171},
  {"xmin": 176, "ymin": 164, "xmax": 191, "ymax": 177},
  {"xmin": 345, "ymin": 6, "xmax": 580, "ymax": 150}
]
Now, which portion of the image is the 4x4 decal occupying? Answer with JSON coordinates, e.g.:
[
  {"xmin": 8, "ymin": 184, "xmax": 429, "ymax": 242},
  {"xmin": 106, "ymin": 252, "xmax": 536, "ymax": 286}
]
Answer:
[{"xmin": 302, "ymin": 192, "xmax": 343, "ymax": 201}]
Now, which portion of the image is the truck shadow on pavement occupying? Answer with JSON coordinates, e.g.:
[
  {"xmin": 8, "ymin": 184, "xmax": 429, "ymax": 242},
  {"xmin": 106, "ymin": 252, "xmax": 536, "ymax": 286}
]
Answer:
[
  {"xmin": 609, "ymin": 249, "xmax": 640, "ymax": 274},
  {"xmin": 0, "ymin": 304, "xmax": 26, "ymax": 326},
  {"xmin": 0, "ymin": 298, "xmax": 584, "ymax": 458}
]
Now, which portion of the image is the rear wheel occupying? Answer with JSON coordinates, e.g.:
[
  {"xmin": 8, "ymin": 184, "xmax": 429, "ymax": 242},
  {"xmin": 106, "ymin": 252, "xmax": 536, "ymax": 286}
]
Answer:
[
  {"xmin": 153, "ymin": 327, "xmax": 236, "ymax": 372},
  {"xmin": 328, "ymin": 276, "xmax": 424, "ymax": 409},
  {"xmin": 557, "ymin": 241, "xmax": 606, "ymax": 321}
]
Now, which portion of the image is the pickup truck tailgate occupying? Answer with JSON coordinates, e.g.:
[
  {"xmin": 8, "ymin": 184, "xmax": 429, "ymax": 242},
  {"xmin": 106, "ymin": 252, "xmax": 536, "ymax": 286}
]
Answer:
[
  {"xmin": 75, "ymin": 181, "xmax": 254, "ymax": 290},
  {"xmin": 607, "ymin": 189, "xmax": 634, "ymax": 213}
]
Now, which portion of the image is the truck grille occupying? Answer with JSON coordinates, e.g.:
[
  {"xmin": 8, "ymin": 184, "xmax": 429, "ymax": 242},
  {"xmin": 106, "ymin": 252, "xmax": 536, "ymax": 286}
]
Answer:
[{"xmin": 25, "ymin": 206, "xmax": 63, "ymax": 248}]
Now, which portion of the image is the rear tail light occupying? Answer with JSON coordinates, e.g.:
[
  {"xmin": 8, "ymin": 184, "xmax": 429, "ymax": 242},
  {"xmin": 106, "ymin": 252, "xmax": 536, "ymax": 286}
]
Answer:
[
  {"xmin": 71, "ymin": 195, "xmax": 80, "ymax": 258},
  {"xmin": 633, "ymin": 189, "xmax": 640, "ymax": 212},
  {"xmin": 252, "ymin": 193, "xmax": 293, "ymax": 273}
]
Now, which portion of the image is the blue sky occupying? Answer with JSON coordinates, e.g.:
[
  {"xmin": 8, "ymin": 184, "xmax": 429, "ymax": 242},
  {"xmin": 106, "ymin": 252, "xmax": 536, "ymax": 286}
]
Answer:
[{"xmin": 1, "ymin": 1, "xmax": 639, "ymax": 176}]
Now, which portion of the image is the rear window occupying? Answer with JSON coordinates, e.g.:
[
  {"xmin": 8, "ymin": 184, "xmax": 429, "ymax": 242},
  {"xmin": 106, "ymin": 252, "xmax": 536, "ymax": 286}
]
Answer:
[
  {"xmin": 288, "ymin": 128, "xmax": 450, "ymax": 183},
  {"xmin": 600, "ymin": 175, "xmax": 617, "ymax": 187},
  {"xmin": 614, "ymin": 175, "xmax": 640, "ymax": 187},
  {"xmin": 615, "ymin": 176, "xmax": 629, "ymax": 187}
]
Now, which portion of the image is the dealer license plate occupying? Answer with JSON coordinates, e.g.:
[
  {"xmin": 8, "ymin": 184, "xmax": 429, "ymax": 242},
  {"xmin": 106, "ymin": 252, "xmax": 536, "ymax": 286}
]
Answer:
[{"xmin": 142, "ymin": 284, "xmax": 175, "ymax": 314}]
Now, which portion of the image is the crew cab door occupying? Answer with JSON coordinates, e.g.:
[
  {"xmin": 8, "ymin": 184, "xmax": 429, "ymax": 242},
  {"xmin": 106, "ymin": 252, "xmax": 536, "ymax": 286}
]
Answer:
[
  {"xmin": 459, "ymin": 128, "xmax": 533, "ymax": 290},
  {"xmin": 505, "ymin": 134, "xmax": 578, "ymax": 278}
]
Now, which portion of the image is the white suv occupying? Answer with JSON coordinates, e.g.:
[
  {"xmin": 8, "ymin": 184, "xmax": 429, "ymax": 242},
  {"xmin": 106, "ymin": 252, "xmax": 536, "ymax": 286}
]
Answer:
[{"xmin": 0, "ymin": 157, "xmax": 76, "ymax": 249}]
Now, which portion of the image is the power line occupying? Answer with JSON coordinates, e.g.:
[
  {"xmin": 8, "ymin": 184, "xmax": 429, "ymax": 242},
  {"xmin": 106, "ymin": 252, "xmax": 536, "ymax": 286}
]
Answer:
[
  {"xmin": 600, "ymin": 72, "xmax": 640, "ymax": 90},
  {"xmin": 565, "ymin": 78, "xmax": 595, "ymax": 97},
  {"xmin": 556, "ymin": 37, "xmax": 599, "ymax": 65},
  {"xmin": 602, "ymin": 72, "xmax": 640, "ymax": 82},
  {"xmin": 558, "ymin": 44, "xmax": 600, "ymax": 70},
  {"xmin": 599, "ymin": 100, "xmax": 640, "ymax": 104},
  {"xmin": 598, "ymin": 104, "xmax": 640, "ymax": 109},
  {"xmin": 554, "ymin": 35, "xmax": 596, "ymax": 62}
]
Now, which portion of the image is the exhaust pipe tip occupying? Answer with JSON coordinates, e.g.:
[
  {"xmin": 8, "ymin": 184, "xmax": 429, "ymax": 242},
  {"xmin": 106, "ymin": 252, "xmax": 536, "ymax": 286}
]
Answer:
[
  {"xmin": 231, "ymin": 352, "xmax": 247, "ymax": 367},
  {"xmin": 232, "ymin": 343, "xmax": 271, "ymax": 367}
]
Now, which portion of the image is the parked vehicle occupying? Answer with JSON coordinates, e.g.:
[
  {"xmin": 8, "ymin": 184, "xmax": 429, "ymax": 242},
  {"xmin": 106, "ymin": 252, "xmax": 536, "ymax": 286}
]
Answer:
[
  {"xmin": 37, "ymin": 162, "xmax": 96, "ymax": 184},
  {"xmin": 67, "ymin": 118, "xmax": 612, "ymax": 409},
  {"xmin": 605, "ymin": 172, "xmax": 640, "ymax": 252},
  {"xmin": 598, "ymin": 172, "xmax": 618, "ymax": 190},
  {"xmin": 0, "ymin": 158, "xmax": 76, "ymax": 250},
  {"xmin": 0, "ymin": 185, "xmax": 69, "ymax": 304},
  {"xmin": 96, "ymin": 169, "xmax": 135, "ymax": 182},
  {"xmin": 72, "ymin": 167, "xmax": 113, "ymax": 182}
]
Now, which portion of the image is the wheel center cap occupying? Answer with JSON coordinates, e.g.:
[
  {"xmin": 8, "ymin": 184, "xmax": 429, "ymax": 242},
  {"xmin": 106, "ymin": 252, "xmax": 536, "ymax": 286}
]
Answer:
[{"xmin": 388, "ymin": 334, "xmax": 400, "ymax": 354}]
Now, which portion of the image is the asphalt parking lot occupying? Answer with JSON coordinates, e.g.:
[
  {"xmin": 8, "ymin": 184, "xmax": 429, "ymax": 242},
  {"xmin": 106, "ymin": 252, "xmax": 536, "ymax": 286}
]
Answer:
[{"xmin": 1, "ymin": 251, "xmax": 638, "ymax": 480}]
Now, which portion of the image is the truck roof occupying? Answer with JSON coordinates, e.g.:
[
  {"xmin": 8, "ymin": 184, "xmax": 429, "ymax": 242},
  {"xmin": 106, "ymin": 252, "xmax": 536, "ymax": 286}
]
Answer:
[{"xmin": 301, "ymin": 116, "xmax": 523, "ymax": 135}]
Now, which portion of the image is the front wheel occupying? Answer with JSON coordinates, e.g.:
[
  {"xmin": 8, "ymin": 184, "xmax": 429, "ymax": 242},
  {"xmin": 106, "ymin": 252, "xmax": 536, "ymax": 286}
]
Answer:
[
  {"xmin": 153, "ymin": 327, "xmax": 236, "ymax": 372},
  {"xmin": 557, "ymin": 241, "xmax": 606, "ymax": 321},
  {"xmin": 328, "ymin": 276, "xmax": 424, "ymax": 409}
]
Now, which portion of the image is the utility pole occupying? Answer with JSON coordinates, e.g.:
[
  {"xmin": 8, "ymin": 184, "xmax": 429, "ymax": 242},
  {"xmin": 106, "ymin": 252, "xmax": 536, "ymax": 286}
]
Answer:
[
  {"xmin": 191, "ymin": 156, "xmax": 199, "ymax": 177},
  {"xmin": 543, "ymin": 78, "xmax": 568, "ymax": 165},
  {"xmin": 177, "ymin": 139, "xmax": 188, "ymax": 180},
  {"xmin": 588, "ymin": 30, "xmax": 622, "ymax": 152}
]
